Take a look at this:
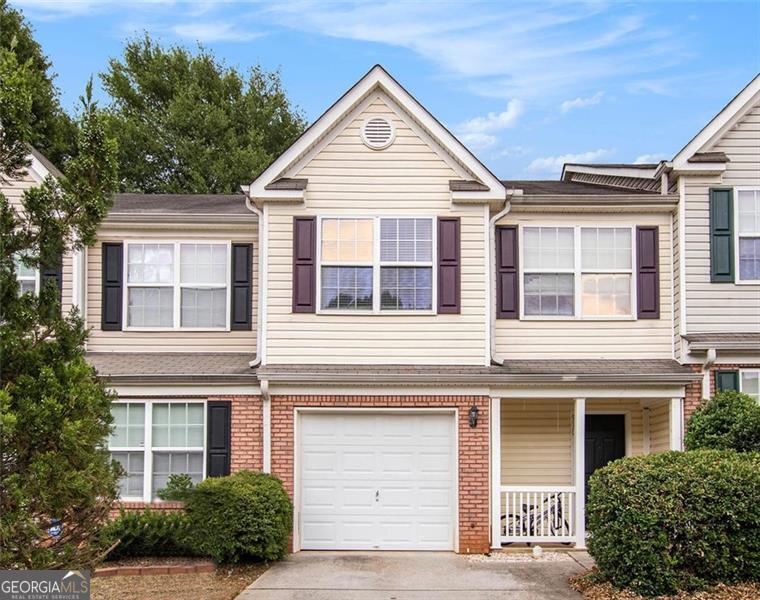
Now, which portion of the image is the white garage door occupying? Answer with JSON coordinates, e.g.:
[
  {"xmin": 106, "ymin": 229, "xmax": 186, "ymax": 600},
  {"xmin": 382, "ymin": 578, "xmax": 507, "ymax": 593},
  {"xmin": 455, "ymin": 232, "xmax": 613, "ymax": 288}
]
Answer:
[{"xmin": 298, "ymin": 412, "xmax": 456, "ymax": 551}]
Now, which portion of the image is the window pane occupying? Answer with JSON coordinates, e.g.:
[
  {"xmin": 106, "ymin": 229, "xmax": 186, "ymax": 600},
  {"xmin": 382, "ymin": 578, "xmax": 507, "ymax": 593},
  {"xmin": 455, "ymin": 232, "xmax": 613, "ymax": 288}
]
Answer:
[
  {"xmin": 524, "ymin": 273, "xmax": 574, "ymax": 316},
  {"xmin": 524, "ymin": 227, "xmax": 574, "ymax": 269},
  {"xmin": 320, "ymin": 266, "xmax": 373, "ymax": 310},
  {"xmin": 581, "ymin": 274, "xmax": 632, "ymax": 316},
  {"xmin": 128, "ymin": 287, "xmax": 174, "ymax": 327},
  {"xmin": 581, "ymin": 228, "xmax": 631, "ymax": 270},
  {"xmin": 380, "ymin": 218, "xmax": 433, "ymax": 263},
  {"xmin": 153, "ymin": 403, "xmax": 204, "ymax": 449},
  {"xmin": 181, "ymin": 288, "xmax": 226, "ymax": 328},
  {"xmin": 14, "ymin": 256, "xmax": 36, "ymax": 279},
  {"xmin": 738, "ymin": 190, "xmax": 760, "ymax": 234},
  {"xmin": 128, "ymin": 244, "xmax": 174, "ymax": 284},
  {"xmin": 380, "ymin": 267, "xmax": 432, "ymax": 310},
  {"xmin": 112, "ymin": 451, "xmax": 144, "ymax": 498},
  {"xmin": 739, "ymin": 238, "xmax": 760, "ymax": 281},
  {"xmin": 741, "ymin": 371, "xmax": 760, "ymax": 402},
  {"xmin": 152, "ymin": 451, "xmax": 203, "ymax": 498},
  {"xmin": 110, "ymin": 403, "xmax": 144, "ymax": 448},
  {"xmin": 180, "ymin": 243, "xmax": 227, "ymax": 285},
  {"xmin": 322, "ymin": 219, "xmax": 374, "ymax": 262}
]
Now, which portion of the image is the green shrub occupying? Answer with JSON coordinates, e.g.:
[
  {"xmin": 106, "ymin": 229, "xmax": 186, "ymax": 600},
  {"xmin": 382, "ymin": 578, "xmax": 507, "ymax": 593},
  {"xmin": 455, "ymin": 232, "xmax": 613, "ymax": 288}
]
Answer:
[
  {"xmin": 156, "ymin": 473, "xmax": 196, "ymax": 501},
  {"xmin": 685, "ymin": 391, "xmax": 760, "ymax": 452},
  {"xmin": 184, "ymin": 470, "xmax": 292, "ymax": 563},
  {"xmin": 101, "ymin": 509, "xmax": 196, "ymax": 560},
  {"xmin": 586, "ymin": 450, "xmax": 760, "ymax": 597}
]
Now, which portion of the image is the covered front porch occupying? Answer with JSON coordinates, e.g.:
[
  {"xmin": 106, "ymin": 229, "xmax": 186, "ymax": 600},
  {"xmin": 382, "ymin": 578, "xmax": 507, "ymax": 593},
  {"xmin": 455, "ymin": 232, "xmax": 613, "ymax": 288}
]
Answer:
[{"xmin": 489, "ymin": 393, "xmax": 685, "ymax": 549}]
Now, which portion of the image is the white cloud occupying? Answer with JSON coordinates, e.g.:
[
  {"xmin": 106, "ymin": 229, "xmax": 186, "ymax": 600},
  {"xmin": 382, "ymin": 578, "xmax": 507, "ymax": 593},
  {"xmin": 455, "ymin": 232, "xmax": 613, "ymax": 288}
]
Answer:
[
  {"xmin": 527, "ymin": 149, "xmax": 612, "ymax": 174},
  {"xmin": 560, "ymin": 91, "xmax": 604, "ymax": 113},
  {"xmin": 458, "ymin": 99, "xmax": 523, "ymax": 134},
  {"xmin": 634, "ymin": 153, "xmax": 669, "ymax": 164},
  {"xmin": 458, "ymin": 133, "xmax": 497, "ymax": 151},
  {"xmin": 170, "ymin": 22, "xmax": 264, "ymax": 43},
  {"xmin": 262, "ymin": 3, "xmax": 686, "ymax": 101}
]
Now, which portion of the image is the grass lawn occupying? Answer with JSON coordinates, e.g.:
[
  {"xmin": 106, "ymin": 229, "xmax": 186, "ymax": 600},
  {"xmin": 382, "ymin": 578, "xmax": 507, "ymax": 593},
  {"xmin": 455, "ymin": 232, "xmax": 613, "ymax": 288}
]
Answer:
[{"xmin": 91, "ymin": 558, "xmax": 268, "ymax": 600}]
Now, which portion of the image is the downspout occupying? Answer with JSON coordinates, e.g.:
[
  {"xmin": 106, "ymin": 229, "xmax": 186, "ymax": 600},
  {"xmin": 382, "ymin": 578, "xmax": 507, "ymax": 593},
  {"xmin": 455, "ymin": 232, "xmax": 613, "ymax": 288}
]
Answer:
[
  {"xmin": 702, "ymin": 347, "xmax": 717, "ymax": 399},
  {"xmin": 244, "ymin": 192, "xmax": 265, "ymax": 369},
  {"xmin": 489, "ymin": 196, "xmax": 513, "ymax": 366},
  {"xmin": 244, "ymin": 191, "xmax": 271, "ymax": 473}
]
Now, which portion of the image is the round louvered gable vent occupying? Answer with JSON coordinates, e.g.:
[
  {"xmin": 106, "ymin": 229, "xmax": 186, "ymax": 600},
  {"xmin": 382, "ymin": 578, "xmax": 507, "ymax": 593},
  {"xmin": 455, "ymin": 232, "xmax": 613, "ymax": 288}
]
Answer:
[{"xmin": 361, "ymin": 117, "xmax": 395, "ymax": 149}]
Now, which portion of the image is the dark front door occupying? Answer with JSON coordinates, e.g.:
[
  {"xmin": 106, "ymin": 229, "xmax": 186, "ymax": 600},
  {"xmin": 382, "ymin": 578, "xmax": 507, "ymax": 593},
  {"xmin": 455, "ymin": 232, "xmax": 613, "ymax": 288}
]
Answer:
[{"xmin": 585, "ymin": 415, "xmax": 626, "ymax": 496}]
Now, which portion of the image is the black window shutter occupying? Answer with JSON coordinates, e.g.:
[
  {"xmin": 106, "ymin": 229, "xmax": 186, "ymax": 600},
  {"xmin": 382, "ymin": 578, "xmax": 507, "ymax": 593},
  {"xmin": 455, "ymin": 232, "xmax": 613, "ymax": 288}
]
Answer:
[
  {"xmin": 709, "ymin": 188, "xmax": 734, "ymax": 283},
  {"xmin": 437, "ymin": 217, "xmax": 461, "ymax": 314},
  {"xmin": 231, "ymin": 243, "xmax": 253, "ymax": 330},
  {"xmin": 636, "ymin": 226, "xmax": 660, "ymax": 319},
  {"xmin": 101, "ymin": 242, "xmax": 123, "ymax": 331},
  {"xmin": 292, "ymin": 217, "xmax": 316, "ymax": 313},
  {"xmin": 496, "ymin": 226, "xmax": 518, "ymax": 319},
  {"xmin": 206, "ymin": 401, "xmax": 231, "ymax": 477},
  {"xmin": 40, "ymin": 253, "xmax": 63, "ymax": 299},
  {"xmin": 715, "ymin": 370, "xmax": 739, "ymax": 392}
]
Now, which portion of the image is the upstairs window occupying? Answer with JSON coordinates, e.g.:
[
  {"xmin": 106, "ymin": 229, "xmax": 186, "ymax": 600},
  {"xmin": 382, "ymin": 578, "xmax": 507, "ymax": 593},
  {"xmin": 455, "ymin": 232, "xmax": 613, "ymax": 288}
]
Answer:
[
  {"xmin": 14, "ymin": 255, "xmax": 38, "ymax": 295},
  {"xmin": 522, "ymin": 226, "xmax": 634, "ymax": 319},
  {"xmin": 737, "ymin": 189, "xmax": 760, "ymax": 282},
  {"xmin": 125, "ymin": 242, "xmax": 230, "ymax": 329},
  {"xmin": 318, "ymin": 217, "xmax": 436, "ymax": 313}
]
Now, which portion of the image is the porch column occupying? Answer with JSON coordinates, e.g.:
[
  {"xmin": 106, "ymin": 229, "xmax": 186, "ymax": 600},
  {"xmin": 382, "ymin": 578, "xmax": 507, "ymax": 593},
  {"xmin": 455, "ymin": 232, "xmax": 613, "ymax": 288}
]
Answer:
[
  {"xmin": 490, "ymin": 397, "xmax": 502, "ymax": 549},
  {"xmin": 669, "ymin": 397, "xmax": 683, "ymax": 451},
  {"xmin": 573, "ymin": 397, "xmax": 586, "ymax": 549}
]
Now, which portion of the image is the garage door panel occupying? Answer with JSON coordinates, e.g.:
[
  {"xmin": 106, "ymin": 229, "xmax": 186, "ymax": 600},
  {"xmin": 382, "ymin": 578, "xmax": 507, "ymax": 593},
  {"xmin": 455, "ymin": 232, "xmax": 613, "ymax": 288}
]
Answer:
[{"xmin": 299, "ymin": 412, "xmax": 455, "ymax": 551}]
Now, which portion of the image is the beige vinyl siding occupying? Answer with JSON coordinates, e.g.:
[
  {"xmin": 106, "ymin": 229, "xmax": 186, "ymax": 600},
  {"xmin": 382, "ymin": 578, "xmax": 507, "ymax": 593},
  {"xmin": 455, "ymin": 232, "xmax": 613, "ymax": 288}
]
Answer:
[
  {"xmin": 493, "ymin": 212, "xmax": 674, "ymax": 359},
  {"xmin": 648, "ymin": 403, "xmax": 671, "ymax": 453},
  {"xmin": 2, "ymin": 170, "xmax": 74, "ymax": 313},
  {"xmin": 500, "ymin": 398, "xmax": 647, "ymax": 486},
  {"xmin": 265, "ymin": 94, "xmax": 487, "ymax": 365},
  {"xmin": 682, "ymin": 102, "xmax": 760, "ymax": 333},
  {"xmin": 86, "ymin": 225, "xmax": 258, "ymax": 353}
]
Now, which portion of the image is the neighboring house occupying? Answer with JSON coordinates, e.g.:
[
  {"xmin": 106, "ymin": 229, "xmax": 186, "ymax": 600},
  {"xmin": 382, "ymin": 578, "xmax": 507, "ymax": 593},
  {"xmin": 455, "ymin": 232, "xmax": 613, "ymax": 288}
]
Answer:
[{"xmin": 6, "ymin": 67, "xmax": 758, "ymax": 555}]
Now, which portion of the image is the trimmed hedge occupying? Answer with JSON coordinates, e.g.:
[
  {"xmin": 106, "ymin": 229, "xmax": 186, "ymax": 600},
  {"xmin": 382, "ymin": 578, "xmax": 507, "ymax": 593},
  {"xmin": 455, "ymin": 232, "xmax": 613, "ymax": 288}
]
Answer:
[
  {"xmin": 101, "ymin": 509, "xmax": 195, "ymax": 559},
  {"xmin": 685, "ymin": 391, "xmax": 760, "ymax": 452},
  {"xmin": 184, "ymin": 470, "xmax": 292, "ymax": 563},
  {"xmin": 587, "ymin": 450, "xmax": 760, "ymax": 597}
]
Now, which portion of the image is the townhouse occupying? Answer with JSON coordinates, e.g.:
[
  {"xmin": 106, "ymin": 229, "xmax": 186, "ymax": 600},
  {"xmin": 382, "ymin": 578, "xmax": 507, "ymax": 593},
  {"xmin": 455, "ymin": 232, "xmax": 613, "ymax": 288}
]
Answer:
[{"xmin": 7, "ymin": 66, "xmax": 758, "ymax": 554}]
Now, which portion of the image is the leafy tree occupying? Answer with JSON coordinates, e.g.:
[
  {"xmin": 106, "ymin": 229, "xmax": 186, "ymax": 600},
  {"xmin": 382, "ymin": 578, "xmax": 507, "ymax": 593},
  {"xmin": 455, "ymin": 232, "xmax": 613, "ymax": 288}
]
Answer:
[
  {"xmin": 0, "ymin": 0, "xmax": 76, "ymax": 164},
  {"xmin": 684, "ymin": 390, "xmax": 760, "ymax": 452},
  {"xmin": 101, "ymin": 34, "xmax": 306, "ymax": 194},
  {"xmin": 0, "ymin": 39, "xmax": 120, "ymax": 569}
]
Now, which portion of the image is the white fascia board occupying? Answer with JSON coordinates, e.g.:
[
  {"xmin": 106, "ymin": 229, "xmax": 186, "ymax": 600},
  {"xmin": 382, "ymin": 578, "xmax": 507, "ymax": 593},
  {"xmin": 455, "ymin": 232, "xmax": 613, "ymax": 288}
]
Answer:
[
  {"xmin": 249, "ymin": 65, "xmax": 506, "ymax": 202},
  {"xmin": 562, "ymin": 164, "xmax": 658, "ymax": 180},
  {"xmin": 672, "ymin": 75, "xmax": 760, "ymax": 168},
  {"xmin": 670, "ymin": 162, "xmax": 728, "ymax": 175},
  {"xmin": 27, "ymin": 153, "xmax": 52, "ymax": 183}
]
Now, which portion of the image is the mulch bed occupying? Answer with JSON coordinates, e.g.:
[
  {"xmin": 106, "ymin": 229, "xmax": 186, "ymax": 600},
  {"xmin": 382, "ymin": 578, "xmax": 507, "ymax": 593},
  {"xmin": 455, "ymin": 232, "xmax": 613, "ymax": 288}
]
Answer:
[
  {"xmin": 570, "ymin": 570, "xmax": 760, "ymax": 600},
  {"xmin": 91, "ymin": 559, "xmax": 268, "ymax": 600}
]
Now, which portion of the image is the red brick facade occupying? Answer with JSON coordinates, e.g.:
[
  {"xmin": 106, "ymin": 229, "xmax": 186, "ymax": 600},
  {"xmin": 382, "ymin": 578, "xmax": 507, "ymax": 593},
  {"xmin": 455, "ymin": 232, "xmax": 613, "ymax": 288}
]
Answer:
[
  {"xmin": 269, "ymin": 395, "xmax": 492, "ymax": 554},
  {"xmin": 222, "ymin": 395, "xmax": 263, "ymax": 472},
  {"xmin": 683, "ymin": 364, "xmax": 760, "ymax": 424}
]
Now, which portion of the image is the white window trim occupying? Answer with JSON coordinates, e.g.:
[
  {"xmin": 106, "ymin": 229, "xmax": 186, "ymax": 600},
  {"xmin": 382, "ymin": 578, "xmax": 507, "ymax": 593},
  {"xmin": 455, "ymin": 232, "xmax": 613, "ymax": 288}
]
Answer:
[
  {"xmin": 739, "ymin": 369, "xmax": 760, "ymax": 402},
  {"xmin": 734, "ymin": 187, "xmax": 760, "ymax": 285},
  {"xmin": 109, "ymin": 399, "xmax": 207, "ymax": 503},
  {"xmin": 122, "ymin": 240, "xmax": 232, "ymax": 331},
  {"xmin": 518, "ymin": 224, "xmax": 638, "ymax": 321},
  {"xmin": 316, "ymin": 215, "xmax": 438, "ymax": 315}
]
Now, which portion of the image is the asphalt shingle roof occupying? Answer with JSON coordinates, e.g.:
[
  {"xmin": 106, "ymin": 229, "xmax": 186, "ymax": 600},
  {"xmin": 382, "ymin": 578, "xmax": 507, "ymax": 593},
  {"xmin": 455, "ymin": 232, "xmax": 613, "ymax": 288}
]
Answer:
[
  {"xmin": 501, "ymin": 180, "xmax": 657, "ymax": 196},
  {"xmin": 111, "ymin": 193, "xmax": 250, "ymax": 215}
]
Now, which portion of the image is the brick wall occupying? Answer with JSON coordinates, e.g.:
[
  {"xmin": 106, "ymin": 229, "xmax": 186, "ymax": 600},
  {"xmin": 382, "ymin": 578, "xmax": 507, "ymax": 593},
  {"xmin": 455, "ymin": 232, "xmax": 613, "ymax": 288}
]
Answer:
[
  {"xmin": 219, "ymin": 395, "xmax": 263, "ymax": 472},
  {"xmin": 270, "ymin": 395, "xmax": 492, "ymax": 554},
  {"xmin": 683, "ymin": 364, "xmax": 760, "ymax": 424}
]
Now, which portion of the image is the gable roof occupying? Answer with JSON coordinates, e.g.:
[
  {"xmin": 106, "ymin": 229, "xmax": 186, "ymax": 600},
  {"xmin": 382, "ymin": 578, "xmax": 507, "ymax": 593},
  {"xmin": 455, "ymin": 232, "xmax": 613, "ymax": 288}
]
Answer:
[
  {"xmin": 671, "ymin": 73, "xmax": 760, "ymax": 168},
  {"xmin": 249, "ymin": 65, "xmax": 506, "ymax": 203}
]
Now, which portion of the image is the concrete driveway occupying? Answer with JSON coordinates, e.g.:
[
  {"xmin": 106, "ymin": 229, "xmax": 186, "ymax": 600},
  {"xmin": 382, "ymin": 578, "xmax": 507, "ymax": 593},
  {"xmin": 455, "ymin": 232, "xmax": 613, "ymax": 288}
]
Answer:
[{"xmin": 237, "ymin": 551, "xmax": 590, "ymax": 599}]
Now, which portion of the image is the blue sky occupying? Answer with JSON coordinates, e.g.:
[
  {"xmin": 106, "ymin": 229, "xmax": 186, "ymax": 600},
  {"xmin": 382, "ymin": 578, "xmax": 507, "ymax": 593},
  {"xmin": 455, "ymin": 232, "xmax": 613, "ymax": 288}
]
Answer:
[{"xmin": 12, "ymin": 0, "xmax": 760, "ymax": 179}]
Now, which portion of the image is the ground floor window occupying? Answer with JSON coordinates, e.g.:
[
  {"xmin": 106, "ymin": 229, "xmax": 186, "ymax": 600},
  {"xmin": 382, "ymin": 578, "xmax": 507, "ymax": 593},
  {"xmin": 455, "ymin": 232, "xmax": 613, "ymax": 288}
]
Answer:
[
  {"xmin": 108, "ymin": 400, "xmax": 205, "ymax": 501},
  {"xmin": 740, "ymin": 370, "xmax": 760, "ymax": 403}
]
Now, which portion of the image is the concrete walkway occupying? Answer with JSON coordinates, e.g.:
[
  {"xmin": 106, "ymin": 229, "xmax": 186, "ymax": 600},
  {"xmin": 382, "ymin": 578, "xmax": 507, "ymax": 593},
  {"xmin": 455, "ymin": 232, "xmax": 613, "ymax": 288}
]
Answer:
[{"xmin": 238, "ymin": 551, "xmax": 590, "ymax": 599}]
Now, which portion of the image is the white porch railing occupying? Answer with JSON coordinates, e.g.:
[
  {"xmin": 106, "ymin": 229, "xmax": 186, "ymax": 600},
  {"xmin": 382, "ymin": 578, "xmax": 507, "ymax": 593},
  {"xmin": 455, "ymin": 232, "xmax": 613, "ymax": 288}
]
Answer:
[{"xmin": 500, "ymin": 486, "xmax": 577, "ymax": 544}]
